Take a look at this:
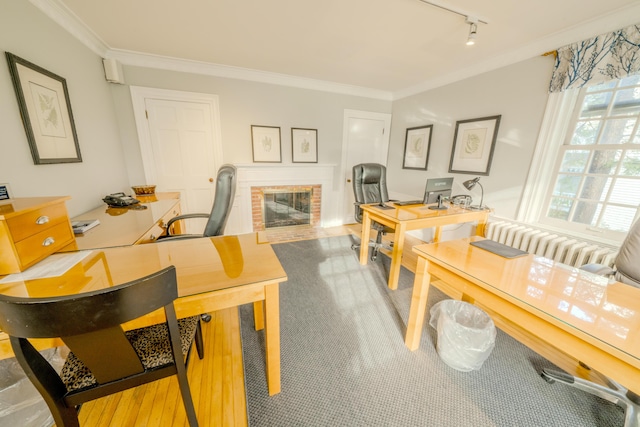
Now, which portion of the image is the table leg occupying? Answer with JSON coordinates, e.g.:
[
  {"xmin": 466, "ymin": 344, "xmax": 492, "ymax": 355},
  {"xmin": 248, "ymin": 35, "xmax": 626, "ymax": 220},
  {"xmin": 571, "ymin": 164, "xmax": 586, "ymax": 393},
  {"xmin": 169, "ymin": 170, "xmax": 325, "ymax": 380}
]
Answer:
[
  {"xmin": 405, "ymin": 257, "xmax": 431, "ymax": 351},
  {"xmin": 264, "ymin": 282, "xmax": 281, "ymax": 395},
  {"xmin": 253, "ymin": 301, "xmax": 264, "ymax": 330},
  {"xmin": 387, "ymin": 223, "xmax": 406, "ymax": 290},
  {"xmin": 359, "ymin": 211, "xmax": 372, "ymax": 265}
]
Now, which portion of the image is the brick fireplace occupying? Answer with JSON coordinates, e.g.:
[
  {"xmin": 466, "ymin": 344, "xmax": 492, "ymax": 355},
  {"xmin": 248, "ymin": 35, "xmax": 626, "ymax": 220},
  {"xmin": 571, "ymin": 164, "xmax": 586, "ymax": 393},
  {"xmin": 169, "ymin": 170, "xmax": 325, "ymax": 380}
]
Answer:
[{"xmin": 251, "ymin": 184, "xmax": 322, "ymax": 231}]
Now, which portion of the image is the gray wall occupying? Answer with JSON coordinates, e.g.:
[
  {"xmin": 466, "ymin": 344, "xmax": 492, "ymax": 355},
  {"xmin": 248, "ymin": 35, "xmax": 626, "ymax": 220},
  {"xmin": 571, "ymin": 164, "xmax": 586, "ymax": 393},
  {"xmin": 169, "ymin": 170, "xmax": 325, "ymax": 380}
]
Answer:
[
  {"xmin": 111, "ymin": 66, "xmax": 391, "ymax": 189},
  {"xmin": 1, "ymin": 1, "xmax": 555, "ymax": 226},
  {"xmin": 388, "ymin": 55, "xmax": 554, "ymax": 219},
  {"xmin": 0, "ymin": 1, "xmax": 129, "ymax": 216}
]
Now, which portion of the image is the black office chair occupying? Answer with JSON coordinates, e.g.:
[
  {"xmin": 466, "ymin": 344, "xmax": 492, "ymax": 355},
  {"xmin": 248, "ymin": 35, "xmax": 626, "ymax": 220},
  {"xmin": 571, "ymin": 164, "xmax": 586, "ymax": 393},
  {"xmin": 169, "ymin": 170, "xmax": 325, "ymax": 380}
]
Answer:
[
  {"xmin": 0, "ymin": 266, "xmax": 202, "ymax": 427},
  {"xmin": 351, "ymin": 163, "xmax": 394, "ymax": 261},
  {"xmin": 160, "ymin": 164, "xmax": 237, "ymax": 240},
  {"xmin": 158, "ymin": 163, "xmax": 237, "ymax": 323},
  {"xmin": 541, "ymin": 218, "xmax": 640, "ymax": 426}
]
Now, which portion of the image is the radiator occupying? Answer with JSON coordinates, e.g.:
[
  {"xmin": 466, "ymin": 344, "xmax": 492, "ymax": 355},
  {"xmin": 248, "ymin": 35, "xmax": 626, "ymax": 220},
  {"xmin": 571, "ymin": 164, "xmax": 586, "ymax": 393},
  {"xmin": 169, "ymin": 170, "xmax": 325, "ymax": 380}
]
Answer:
[{"xmin": 485, "ymin": 219, "xmax": 619, "ymax": 268}]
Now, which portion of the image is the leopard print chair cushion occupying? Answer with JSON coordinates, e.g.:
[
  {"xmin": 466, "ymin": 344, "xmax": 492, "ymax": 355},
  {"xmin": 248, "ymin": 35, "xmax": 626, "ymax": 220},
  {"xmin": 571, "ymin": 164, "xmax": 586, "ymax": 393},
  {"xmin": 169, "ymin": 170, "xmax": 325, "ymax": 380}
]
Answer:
[{"xmin": 60, "ymin": 316, "xmax": 199, "ymax": 392}]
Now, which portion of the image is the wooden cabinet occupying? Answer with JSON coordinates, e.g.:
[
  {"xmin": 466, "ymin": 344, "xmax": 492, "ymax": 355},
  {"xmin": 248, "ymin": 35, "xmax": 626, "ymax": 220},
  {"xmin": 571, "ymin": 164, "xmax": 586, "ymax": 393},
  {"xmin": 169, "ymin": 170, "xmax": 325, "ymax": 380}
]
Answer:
[{"xmin": 0, "ymin": 197, "xmax": 75, "ymax": 275}]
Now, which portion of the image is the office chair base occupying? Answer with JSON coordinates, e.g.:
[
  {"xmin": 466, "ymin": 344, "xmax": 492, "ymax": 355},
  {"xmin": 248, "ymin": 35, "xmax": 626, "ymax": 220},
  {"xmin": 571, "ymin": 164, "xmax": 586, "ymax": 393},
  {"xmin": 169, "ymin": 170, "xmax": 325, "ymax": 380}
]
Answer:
[{"xmin": 541, "ymin": 368, "xmax": 639, "ymax": 427}]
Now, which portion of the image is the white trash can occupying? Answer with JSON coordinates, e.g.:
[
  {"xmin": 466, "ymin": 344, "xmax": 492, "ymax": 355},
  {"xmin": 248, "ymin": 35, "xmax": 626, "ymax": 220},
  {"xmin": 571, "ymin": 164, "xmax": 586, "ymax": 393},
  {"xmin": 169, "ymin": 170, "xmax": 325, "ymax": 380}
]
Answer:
[{"xmin": 429, "ymin": 300, "xmax": 496, "ymax": 372}]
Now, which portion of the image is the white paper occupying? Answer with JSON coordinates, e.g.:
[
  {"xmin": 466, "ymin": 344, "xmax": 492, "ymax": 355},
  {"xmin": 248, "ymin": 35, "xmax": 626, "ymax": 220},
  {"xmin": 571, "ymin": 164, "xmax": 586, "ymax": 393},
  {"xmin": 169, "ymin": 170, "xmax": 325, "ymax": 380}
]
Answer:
[{"xmin": 0, "ymin": 251, "xmax": 93, "ymax": 283}]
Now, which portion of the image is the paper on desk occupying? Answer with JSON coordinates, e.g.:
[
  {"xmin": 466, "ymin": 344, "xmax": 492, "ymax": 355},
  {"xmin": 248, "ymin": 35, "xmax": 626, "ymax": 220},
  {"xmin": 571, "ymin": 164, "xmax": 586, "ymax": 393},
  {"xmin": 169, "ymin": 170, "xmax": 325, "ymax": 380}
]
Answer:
[{"xmin": 0, "ymin": 251, "xmax": 93, "ymax": 283}]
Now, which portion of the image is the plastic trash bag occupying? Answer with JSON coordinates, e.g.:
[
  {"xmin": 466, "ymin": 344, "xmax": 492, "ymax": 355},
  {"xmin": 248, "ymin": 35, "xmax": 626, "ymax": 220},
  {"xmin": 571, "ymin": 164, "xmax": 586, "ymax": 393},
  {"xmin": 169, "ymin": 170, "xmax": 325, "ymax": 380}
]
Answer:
[
  {"xmin": 429, "ymin": 300, "xmax": 496, "ymax": 372},
  {"xmin": 0, "ymin": 348, "xmax": 65, "ymax": 426}
]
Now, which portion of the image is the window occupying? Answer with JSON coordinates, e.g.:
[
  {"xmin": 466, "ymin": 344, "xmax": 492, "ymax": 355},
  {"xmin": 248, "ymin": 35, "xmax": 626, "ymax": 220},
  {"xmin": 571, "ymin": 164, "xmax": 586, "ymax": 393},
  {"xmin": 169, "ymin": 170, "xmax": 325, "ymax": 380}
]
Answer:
[{"xmin": 540, "ymin": 75, "xmax": 640, "ymax": 240}]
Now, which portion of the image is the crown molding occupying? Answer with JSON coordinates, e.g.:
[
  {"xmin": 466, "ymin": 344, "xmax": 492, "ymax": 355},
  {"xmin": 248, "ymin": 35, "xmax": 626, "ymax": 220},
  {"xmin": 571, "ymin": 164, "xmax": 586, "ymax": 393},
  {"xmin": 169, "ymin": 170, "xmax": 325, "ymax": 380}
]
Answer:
[{"xmin": 108, "ymin": 49, "xmax": 393, "ymax": 100}]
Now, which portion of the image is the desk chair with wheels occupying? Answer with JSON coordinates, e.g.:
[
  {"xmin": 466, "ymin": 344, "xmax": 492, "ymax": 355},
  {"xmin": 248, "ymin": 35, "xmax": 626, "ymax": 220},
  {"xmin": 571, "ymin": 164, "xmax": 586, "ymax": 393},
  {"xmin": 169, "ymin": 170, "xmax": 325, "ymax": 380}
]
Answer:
[
  {"xmin": 541, "ymin": 218, "xmax": 640, "ymax": 426},
  {"xmin": 0, "ymin": 266, "xmax": 202, "ymax": 427},
  {"xmin": 160, "ymin": 164, "xmax": 237, "ymax": 240},
  {"xmin": 351, "ymin": 163, "xmax": 394, "ymax": 261}
]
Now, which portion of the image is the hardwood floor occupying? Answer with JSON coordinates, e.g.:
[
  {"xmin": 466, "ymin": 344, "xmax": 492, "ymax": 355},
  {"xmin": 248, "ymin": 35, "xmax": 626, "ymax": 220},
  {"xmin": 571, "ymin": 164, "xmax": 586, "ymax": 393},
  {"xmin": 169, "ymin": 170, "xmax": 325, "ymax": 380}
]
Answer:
[{"xmin": 73, "ymin": 225, "xmax": 426, "ymax": 426}]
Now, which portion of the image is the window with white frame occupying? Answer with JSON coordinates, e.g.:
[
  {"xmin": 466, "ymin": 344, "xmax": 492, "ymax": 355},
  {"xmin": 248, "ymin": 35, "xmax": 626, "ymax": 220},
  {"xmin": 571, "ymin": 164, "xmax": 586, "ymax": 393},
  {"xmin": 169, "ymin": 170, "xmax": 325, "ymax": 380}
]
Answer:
[{"xmin": 539, "ymin": 75, "xmax": 640, "ymax": 240}]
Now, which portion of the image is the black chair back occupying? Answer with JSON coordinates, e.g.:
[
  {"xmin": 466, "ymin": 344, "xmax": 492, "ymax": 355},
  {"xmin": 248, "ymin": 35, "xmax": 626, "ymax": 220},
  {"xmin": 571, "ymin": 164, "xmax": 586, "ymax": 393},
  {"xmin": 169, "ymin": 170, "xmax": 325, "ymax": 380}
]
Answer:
[
  {"xmin": 352, "ymin": 163, "xmax": 390, "ymax": 222},
  {"xmin": 0, "ymin": 266, "xmax": 199, "ymax": 426},
  {"xmin": 203, "ymin": 164, "xmax": 237, "ymax": 237}
]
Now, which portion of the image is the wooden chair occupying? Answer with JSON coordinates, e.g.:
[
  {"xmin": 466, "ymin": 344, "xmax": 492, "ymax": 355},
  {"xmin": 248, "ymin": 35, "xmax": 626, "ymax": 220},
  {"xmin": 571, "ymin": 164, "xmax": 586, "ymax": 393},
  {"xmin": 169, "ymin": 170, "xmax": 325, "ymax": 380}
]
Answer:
[{"xmin": 0, "ymin": 266, "xmax": 201, "ymax": 427}]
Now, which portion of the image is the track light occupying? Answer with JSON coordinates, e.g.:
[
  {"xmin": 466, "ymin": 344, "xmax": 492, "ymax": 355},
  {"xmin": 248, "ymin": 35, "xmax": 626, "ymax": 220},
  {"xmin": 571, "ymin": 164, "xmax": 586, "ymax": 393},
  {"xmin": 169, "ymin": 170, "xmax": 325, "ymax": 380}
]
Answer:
[{"xmin": 466, "ymin": 16, "xmax": 478, "ymax": 46}]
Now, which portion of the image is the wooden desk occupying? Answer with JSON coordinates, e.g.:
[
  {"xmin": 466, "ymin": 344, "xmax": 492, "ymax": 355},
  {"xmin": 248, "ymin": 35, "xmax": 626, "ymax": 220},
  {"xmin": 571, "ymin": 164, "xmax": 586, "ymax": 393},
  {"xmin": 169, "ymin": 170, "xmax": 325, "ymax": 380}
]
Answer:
[
  {"xmin": 406, "ymin": 237, "xmax": 640, "ymax": 394},
  {"xmin": 69, "ymin": 192, "xmax": 182, "ymax": 250},
  {"xmin": 359, "ymin": 203, "xmax": 489, "ymax": 289},
  {"xmin": 0, "ymin": 233, "xmax": 287, "ymax": 396}
]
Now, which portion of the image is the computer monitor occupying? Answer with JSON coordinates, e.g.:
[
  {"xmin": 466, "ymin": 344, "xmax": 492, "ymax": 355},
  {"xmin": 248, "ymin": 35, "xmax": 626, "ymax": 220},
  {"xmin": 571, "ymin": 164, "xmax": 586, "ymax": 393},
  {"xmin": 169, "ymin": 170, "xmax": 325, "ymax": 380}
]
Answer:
[{"xmin": 423, "ymin": 177, "xmax": 453, "ymax": 210}]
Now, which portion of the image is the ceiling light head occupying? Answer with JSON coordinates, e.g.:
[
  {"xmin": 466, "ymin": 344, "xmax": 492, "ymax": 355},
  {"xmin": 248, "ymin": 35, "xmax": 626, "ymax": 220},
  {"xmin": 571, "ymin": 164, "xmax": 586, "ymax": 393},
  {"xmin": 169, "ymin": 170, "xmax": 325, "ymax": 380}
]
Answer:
[{"xmin": 465, "ymin": 16, "xmax": 478, "ymax": 46}]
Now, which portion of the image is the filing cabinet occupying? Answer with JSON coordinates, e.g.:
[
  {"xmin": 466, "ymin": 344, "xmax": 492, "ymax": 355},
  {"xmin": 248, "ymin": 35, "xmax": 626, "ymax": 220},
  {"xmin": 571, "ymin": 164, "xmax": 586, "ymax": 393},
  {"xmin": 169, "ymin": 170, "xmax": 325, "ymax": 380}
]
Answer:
[{"xmin": 0, "ymin": 197, "xmax": 75, "ymax": 275}]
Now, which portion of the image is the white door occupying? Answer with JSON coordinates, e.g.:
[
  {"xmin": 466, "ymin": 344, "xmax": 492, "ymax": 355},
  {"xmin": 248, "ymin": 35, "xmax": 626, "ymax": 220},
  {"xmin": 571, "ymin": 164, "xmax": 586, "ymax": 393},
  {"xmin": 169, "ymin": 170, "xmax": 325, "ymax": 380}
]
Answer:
[
  {"xmin": 341, "ymin": 110, "xmax": 392, "ymax": 224},
  {"xmin": 131, "ymin": 87, "xmax": 223, "ymax": 234}
]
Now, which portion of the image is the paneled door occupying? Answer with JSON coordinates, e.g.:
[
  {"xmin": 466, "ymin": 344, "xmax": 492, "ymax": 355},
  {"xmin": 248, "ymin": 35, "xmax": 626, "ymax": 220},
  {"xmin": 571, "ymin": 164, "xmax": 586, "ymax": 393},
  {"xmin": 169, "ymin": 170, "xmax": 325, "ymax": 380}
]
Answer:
[
  {"xmin": 131, "ymin": 87, "xmax": 223, "ymax": 234},
  {"xmin": 341, "ymin": 110, "xmax": 391, "ymax": 224}
]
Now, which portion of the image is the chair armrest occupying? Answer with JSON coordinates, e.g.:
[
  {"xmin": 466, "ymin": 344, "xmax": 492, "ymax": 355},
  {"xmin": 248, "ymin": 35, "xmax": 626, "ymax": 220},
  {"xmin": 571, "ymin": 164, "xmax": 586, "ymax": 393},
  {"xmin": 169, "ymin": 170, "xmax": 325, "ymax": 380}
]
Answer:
[
  {"xmin": 165, "ymin": 213, "xmax": 209, "ymax": 236},
  {"xmin": 580, "ymin": 263, "xmax": 615, "ymax": 277}
]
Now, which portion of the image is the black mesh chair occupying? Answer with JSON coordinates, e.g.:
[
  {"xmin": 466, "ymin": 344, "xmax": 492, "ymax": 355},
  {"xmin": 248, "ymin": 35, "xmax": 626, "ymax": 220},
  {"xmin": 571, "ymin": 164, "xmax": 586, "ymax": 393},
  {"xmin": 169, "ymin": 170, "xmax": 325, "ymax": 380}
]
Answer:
[
  {"xmin": 541, "ymin": 218, "xmax": 640, "ymax": 426},
  {"xmin": 0, "ymin": 266, "xmax": 201, "ymax": 427},
  {"xmin": 351, "ymin": 163, "xmax": 394, "ymax": 261},
  {"xmin": 160, "ymin": 164, "xmax": 237, "ymax": 240}
]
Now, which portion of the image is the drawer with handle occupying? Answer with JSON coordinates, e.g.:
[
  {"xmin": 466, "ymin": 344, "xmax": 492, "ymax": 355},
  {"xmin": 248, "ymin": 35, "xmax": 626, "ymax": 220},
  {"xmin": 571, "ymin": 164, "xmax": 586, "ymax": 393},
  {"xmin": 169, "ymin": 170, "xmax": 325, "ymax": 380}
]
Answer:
[
  {"xmin": 14, "ymin": 222, "xmax": 75, "ymax": 270},
  {"xmin": 6, "ymin": 203, "xmax": 69, "ymax": 242}
]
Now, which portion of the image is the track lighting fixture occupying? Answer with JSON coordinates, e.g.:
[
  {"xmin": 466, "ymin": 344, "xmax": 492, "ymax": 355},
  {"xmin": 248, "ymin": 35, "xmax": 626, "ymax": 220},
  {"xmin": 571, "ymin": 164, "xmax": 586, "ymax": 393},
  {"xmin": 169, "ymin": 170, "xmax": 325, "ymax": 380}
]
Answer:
[{"xmin": 415, "ymin": 1, "xmax": 487, "ymax": 45}]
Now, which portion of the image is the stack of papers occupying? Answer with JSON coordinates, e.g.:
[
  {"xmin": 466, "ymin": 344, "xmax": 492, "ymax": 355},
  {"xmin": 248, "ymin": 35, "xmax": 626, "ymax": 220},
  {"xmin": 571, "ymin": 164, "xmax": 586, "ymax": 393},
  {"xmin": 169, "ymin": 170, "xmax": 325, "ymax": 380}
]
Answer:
[{"xmin": 71, "ymin": 219, "xmax": 100, "ymax": 234}]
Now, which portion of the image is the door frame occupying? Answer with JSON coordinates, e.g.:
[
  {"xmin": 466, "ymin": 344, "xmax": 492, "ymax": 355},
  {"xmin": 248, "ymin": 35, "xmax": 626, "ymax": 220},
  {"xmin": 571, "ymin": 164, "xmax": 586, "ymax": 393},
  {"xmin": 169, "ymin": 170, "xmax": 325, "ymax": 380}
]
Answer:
[
  {"xmin": 339, "ymin": 109, "xmax": 392, "ymax": 224},
  {"xmin": 130, "ymin": 86, "xmax": 223, "ymax": 185}
]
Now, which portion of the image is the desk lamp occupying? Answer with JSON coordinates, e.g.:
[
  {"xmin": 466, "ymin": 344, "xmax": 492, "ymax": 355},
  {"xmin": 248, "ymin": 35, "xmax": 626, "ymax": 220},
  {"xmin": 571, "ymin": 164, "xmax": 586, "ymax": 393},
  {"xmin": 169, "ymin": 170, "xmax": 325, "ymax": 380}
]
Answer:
[{"xmin": 463, "ymin": 177, "xmax": 485, "ymax": 210}]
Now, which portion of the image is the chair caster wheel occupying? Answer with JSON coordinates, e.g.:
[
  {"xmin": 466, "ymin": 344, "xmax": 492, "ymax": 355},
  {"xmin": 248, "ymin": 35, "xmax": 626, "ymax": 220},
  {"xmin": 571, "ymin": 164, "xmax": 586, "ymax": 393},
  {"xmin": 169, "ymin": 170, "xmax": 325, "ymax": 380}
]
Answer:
[
  {"xmin": 540, "ymin": 373, "xmax": 555, "ymax": 384},
  {"xmin": 201, "ymin": 313, "xmax": 212, "ymax": 323},
  {"xmin": 351, "ymin": 244, "xmax": 357, "ymax": 250},
  {"xmin": 371, "ymin": 255, "xmax": 377, "ymax": 261}
]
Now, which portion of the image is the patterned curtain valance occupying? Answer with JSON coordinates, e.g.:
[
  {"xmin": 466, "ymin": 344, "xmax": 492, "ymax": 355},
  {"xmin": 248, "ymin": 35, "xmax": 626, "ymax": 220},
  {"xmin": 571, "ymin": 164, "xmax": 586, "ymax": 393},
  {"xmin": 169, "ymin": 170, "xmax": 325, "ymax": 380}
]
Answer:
[{"xmin": 549, "ymin": 23, "xmax": 640, "ymax": 93}]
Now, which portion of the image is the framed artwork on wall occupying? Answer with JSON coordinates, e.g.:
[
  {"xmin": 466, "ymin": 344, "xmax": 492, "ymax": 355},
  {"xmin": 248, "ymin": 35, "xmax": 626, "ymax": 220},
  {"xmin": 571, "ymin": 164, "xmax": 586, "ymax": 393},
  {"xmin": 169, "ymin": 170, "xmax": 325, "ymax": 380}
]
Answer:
[
  {"xmin": 448, "ymin": 115, "xmax": 501, "ymax": 175},
  {"xmin": 251, "ymin": 125, "xmax": 282, "ymax": 163},
  {"xmin": 5, "ymin": 52, "xmax": 82, "ymax": 165},
  {"xmin": 402, "ymin": 125, "xmax": 433, "ymax": 170},
  {"xmin": 291, "ymin": 128, "xmax": 318, "ymax": 163}
]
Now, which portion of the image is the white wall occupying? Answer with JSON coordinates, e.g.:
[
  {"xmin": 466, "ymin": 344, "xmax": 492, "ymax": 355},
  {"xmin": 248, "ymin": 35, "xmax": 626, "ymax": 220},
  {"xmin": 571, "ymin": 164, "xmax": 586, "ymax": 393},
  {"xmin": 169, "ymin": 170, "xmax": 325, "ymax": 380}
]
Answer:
[
  {"xmin": 0, "ymin": 1, "xmax": 129, "ymax": 216},
  {"xmin": 388, "ymin": 56, "xmax": 554, "ymax": 220}
]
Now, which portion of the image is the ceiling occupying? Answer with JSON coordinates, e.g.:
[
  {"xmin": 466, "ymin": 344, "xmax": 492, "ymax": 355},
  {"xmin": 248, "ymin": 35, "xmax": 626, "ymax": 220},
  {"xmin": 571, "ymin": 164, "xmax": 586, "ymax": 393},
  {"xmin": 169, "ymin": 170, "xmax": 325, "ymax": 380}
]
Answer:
[{"xmin": 37, "ymin": 0, "xmax": 640, "ymax": 99}]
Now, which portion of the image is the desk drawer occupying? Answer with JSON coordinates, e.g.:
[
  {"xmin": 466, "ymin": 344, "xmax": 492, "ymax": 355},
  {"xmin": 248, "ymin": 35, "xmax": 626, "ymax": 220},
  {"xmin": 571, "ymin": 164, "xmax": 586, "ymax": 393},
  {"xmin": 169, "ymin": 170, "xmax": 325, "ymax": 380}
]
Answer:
[
  {"xmin": 7, "ymin": 203, "xmax": 69, "ymax": 242},
  {"xmin": 14, "ymin": 222, "xmax": 75, "ymax": 269},
  {"xmin": 135, "ymin": 223, "xmax": 165, "ymax": 244}
]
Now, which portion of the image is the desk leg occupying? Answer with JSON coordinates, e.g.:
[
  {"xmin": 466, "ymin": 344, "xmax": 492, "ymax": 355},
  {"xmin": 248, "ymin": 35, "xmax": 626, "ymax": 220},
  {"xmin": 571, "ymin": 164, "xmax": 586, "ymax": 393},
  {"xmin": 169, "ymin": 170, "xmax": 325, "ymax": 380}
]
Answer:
[
  {"xmin": 405, "ymin": 257, "xmax": 431, "ymax": 351},
  {"xmin": 264, "ymin": 283, "xmax": 281, "ymax": 395},
  {"xmin": 253, "ymin": 301, "xmax": 265, "ymax": 330},
  {"xmin": 387, "ymin": 223, "xmax": 406, "ymax": 290},
  {"xmin": 359, "ymin": 211, "xmax": 372, "ymax": 265}
]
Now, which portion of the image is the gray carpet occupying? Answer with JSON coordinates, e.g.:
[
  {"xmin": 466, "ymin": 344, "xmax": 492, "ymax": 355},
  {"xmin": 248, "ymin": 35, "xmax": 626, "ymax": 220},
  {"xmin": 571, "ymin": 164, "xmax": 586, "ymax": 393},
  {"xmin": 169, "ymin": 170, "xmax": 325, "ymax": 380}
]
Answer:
[{"xmin": 240, "ymin": 235, "xmax": 624, "ymax": 426}]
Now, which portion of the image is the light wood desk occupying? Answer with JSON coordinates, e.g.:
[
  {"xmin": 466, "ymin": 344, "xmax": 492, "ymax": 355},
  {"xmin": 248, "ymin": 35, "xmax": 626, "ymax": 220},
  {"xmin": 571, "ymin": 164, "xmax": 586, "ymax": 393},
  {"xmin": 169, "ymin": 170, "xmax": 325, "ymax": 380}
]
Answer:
[
  {"xmin": 0, "ymin": 233, "xmax": 287, "ymax": 396},
  {"xmin": 359, "ymin": 203, "xmax": 490, "ymax": 289},
  {"xmin": 69, "ymin": 192, "xmax": 182, "ymax": 250},
  {"xmin": 406, "ymin": 237, "xmax": 640, "ymax": 394}
]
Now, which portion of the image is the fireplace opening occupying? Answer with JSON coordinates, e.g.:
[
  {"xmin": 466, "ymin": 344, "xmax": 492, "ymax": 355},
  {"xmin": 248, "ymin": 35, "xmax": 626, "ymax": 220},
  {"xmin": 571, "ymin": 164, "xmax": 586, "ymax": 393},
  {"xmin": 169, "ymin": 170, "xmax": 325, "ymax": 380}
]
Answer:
[{"xmin": 263, "ymin": 190, "xmax": 311, "ymax": 228}]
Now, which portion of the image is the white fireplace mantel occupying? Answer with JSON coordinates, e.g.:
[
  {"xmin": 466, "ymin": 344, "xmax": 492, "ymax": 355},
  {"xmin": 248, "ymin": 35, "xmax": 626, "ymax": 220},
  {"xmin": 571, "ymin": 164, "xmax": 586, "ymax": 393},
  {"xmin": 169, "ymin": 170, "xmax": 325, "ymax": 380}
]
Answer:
[{"xmin": 234, "ymin": 164, "xmax": 336, "ymax": 233}]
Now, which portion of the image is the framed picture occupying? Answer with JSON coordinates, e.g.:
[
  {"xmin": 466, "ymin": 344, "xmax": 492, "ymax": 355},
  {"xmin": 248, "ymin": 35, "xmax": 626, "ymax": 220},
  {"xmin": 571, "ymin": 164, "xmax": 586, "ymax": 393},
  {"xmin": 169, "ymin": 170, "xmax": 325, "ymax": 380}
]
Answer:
[
  {"xmin": 448, "ymin": 115, "xmax": 501, "ymax": 175},
  {"xmin": 251, "ymin": 125, "xmax": 282, "ymax": 163},
  {"xmin": 5, "ymin": 52, "xmax": 81, "ymax": 164},
  {"xmin": 402, "ymin": 125, "xmax": 433, "ymax": 170},
  {"xmin": 291, "ymin": 128, "xmax": 318, "ymax": 163}
]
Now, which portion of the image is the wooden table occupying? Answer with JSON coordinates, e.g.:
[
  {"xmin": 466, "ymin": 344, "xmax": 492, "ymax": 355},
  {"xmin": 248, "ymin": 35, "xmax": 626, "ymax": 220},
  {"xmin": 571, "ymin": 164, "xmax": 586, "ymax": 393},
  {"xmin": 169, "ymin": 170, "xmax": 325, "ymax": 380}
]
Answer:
[
  {"xmin": 359, "ymin": 203, "xmax": 490, "ymax": 289},
  {"xmin": 406, "ymin": 237, "xmax": 640, "ymax": 394},
  {"xmin": 69, "ymin": 192, "xmax": 182, "ymax": 250},
  {"xmin": 0, "ymin": 233, "xmax": 287, "ymax": 396}
]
